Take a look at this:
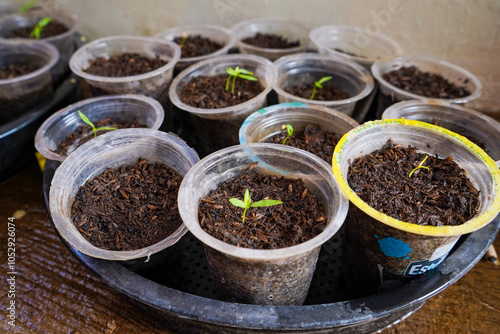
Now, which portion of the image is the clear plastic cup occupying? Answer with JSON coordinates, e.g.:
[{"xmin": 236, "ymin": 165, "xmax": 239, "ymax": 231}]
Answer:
[
  {"xmin": 309, "ymin": 25, "xmax": 402, "ymax": 69},
  {"xmin": 0, "ymin": 10, "xmax": 79, "ymax": 83},
  {"xmin": 0, "ymin": 41, "xmax": 59, "ymax": 125},
  {"xmin": 382, "ymin": 100, "xmax": 500, "ymax": 161},
  {"xmin": 49, "ymin": 128, "xmax": 199, "ymax": 271},
  {"xmin": 371, "ymin": 56, "xmax": 483, "ymax": 118},
  {"xmin": 239, "ymin": 102, "xmax": 359, "ymax": 165},
  {"xmin": 169, "ymin": 53, "xmax": 277, "ymax": 156},
  {"xmin": 35, "ymin": 94, "xmax": 165, "ymax": 162},
  {"xmin": 273, "ymin": 53, "xmax": 374, "ymax": 118},
  {"xmin": 331, "ymin": 119, "xmax": 500, "ymax": 296},
  {"xmin": 155, "ymin": 24, "xmax": 235, "ymax": 72},
  {"xmin": 69, "ymin": 35, "xmax": 181, "ymax": 100},
  {"xmin": 178, "ymin": 143, "xmax": 348, "ymax": 305},
  {"xmin": 231, "ymin": 18, "xmax": 309, "ymax": 61}
]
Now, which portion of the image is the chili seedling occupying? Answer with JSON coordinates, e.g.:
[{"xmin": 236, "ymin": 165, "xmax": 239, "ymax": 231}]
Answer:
[
  {"xmin": 409, "ymin": 155, "xmax": 430, "ymax": 178},
  {"xmin": 78, "ymin": 110, "xmax": 117, "ymax": 138},
  {"xmin": 281, "ymin": 124, "xmax": 293, "ymax": 145},
  {"xmin": 229, "ymin": 189, "xmax": 281, "ymax": 223},
  {"xmin": 30, "ymin": 16, "xmax": 52, "ymax": 39},
  {"xmin": 225, "ymin": 66, "xmax": 258, "ymax": 94},
  {"xmin": 310, "ymin": 76, "xmax": 332, "ymax": 100},
  {"xmin": 20, "ymin": 1, "xmax": 35, "ymax": 13},
  {"xmin": 179, "ymin": 32, "xmax": 187, "ymax": 48}
]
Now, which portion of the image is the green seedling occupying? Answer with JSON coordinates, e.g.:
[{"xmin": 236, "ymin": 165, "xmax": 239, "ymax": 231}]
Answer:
[
  {"xmin": 281, "ymin": 124, "xmax": 293, "ymax": 145},
  {"xmin": 225, "ymin": 66, "xmax": 258, "ymax": 94},
  {"xmin": 78, "ymin": 110, "xmax": 117, "ymax": 138},
  {"xmin": 30, "ymin": 16, "xmax": 51, "ymax": 39},
  {"xmin": 309, "ymin": 76, "xmax": 332, "ymax": 100},
  {"xmin": 179, "ymin": 32, "xmax": 187, "ymax": 48},
  {"xmin": 20, "ymin": 1, "xmax": 35, "ymax": 13},
  {"xmin": 229, "ymin": 189, "xmax": 281, "ymax": 223},
  {"xmin": 409, "ymin": 156, "xmax": 430, "ymax": 178}
]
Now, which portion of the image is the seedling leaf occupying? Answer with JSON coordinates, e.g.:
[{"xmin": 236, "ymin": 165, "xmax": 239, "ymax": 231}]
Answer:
[
  {"xmin": 310, "ymin": 76, "xmax": 332, "ymax": 100},
  {"xmin": 20, "ymin": 1, "xmax": 35, "ymax": 13},
  {"xmin": 225, "ymin": 66, "xmax": 258, "ymax": 94},
  {"xmin": 281, "ymin": 124, "xmax": 294, "ymax": 145},
  {"xmin": 30, "ymin": 16, "xmax": 51, "ymax": 39},
  {"xmin": 229, "ymin": 198, "xmax": 245, "ymax": 208},
  {"xmin": 250, "ymin": 199, "xmax": 282, "ymax": 207},
  {"xmin": 409, "ymin": 156, "xmax": 430, "ymax": 178},
  {"xmin": 228, "ymin": 188, "xmax": 281, "ymax": 223}
]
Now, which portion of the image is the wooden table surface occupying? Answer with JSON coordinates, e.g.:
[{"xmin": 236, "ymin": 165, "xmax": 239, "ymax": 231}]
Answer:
[{"xmin": 1, "ymin": 163, "xmax": 499, "ymax": 334}]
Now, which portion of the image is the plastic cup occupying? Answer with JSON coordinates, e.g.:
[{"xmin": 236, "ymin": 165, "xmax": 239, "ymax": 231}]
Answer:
[
  {"xmin": 169, "ymin": 54, "xmax": 277, "ymax": 156},
  {"xmin": 69, "ymin": 35, "xmax": 181, "ymax": 100},
  {"xmin": 239, "ymin": 102, "xmax": 359, "ymax": 165},
  {"xmin": 0, "ymin": 41, "xmax": 59, "ymax": 125},
  {"xmin": 273, "ymin": 53, "xmax": 374, "ymax": 119},
  {"xmin": 178, "ymin": 143, "xmax": 348, "ymax": 305},
  {"xmin": 155, "ymin": 24, "xmax": 235, "ymax": 72},
  {"xmin": 35, "ymin": 94, "xmax": 165, "ymax": 162},
  {"xmin": 49, "ymin": 128, "xmax": 199, "ymax": 271},
  {"xmin": 331, "ymin": 119, "xmax": 500, "ymax": 296},
  {"xmin": 231, "ymin": 18, "xmax": 309, "ymax": 61},
  {"xmin": 0, "ymin": 10, "xmax": 79, "ymax": 84},
  {"xmin": 382, "ymin": 100, "xmax": 500, "ymax": 161},
  {"xmin": 371, "ymin": 56, "xmax": 483, "ymax": 118}
]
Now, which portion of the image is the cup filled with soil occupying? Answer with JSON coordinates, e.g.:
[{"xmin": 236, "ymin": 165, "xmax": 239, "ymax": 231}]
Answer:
[
  {"xmin": 178, "ymin": 143, "xmax": 348, "ymax": 305},
  {"xmin": 371, "ymin": 57, "xmax": 482, "ymax": 118},
  {"xmin": 0, "ymin": 9, "xmax": 79, "ymax": 84},
  {"xmin": 239, "ymin": 102, "xmax": 359, "ymax": 166},
  {"xmin": 273, "ymin": 53, "xmax": 374, "ymax": 119},
  {"xmin": 69, "ymin": 35, "xmax": 181, "ymax": 101},
  {"xmin": 0, "ymin": 41, "xmax": 59, "ymax": 126},
  {"xmin": 35, "ymin": 94, "xmax": 164, "ymax": 162},
  {"xmin": 230, "ymin": 18, "xmax": 309, "ymax": 61},
  {"xmin": 331, "ymin": 119, "xmax": 500, "ymax": 297},
  {"xmin": 382, "ymin": 100, "xmax": 500, "ymax": 160},
  {"xmin": 169, "ymin": 53, "xmax": 277, "ymax": 157},
  {"xmin": 155, "ymin": 24, "xmax": 235, "ymax": 72},
  {"xmin": 49, "ymin": 128, "xmax": 199, "ymax": 270}
]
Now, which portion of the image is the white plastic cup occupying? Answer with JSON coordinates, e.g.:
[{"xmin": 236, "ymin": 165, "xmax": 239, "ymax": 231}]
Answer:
[
  {"xmin": 178, "ymin": 143, "xmax": 348, "ymax": 305},
  {"xmin": 35, "ymin": 94, "xmax": 165, "ymax": 162},
  {"xmin": 49, "ymin": 128, "xmax": 199, "ymax": 271},
  {"xmin": 231, "ymin": 18, "xmax": 309, "ymax": 61},
  {"xmin": 371, "ymin": 56, "xmax": 483, "ymax": 118},
  {"xmin": 273, "ymin": 53, "xmax": 374, "ymax": 118}
]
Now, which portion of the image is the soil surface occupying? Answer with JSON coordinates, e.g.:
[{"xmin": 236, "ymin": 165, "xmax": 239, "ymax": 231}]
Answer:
[
  {"xmin": 55, "ymin": 117, "xmax": 147, "ymax": 156},
  {"xmin": 382, "ymin": 66, "xmax": 471, "ymax": 99},
  {"xmin": 242, "ymin": 32, "xmax": 300, "ymax": 49},
  {"xmin": 179, "ymin": 74, "xmax": 264, "ymax": 109},
  {"xmin": 84, "ymin": 53, "xmax": 167, "ymax": 77},
  {"xmin": 174, "ymin": 34, "xmax": 223, "ymax": 58},
  {"xmin": 0, "ymin": 63, "xmax": 40, "ymax": 79},
  {"xmin": 267, "ymin": 124, "xmax": 339, "ymax": 164},
  {"xmin": 199, "ymin": 170, "xmax": 327, "ymax": 249},
  {"xmin": 284, "ymin": 81, "xmax": 350, "ymax": 101},
  {"xmin": 347, "ymin": 140, "xmax": 480, "ymax": 226},
  {"xmin": 9, "ymin": 20, "xmax": 68, "ymax": 39},
  {"xmin": 71, "ymin": 158, "xmax": 183, "ymax": 251}
]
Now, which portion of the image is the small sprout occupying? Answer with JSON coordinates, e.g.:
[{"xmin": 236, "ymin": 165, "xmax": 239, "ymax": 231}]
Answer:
[
  {"xmin": 228, "ymin": 189, "xmax": 281, "ymax": 223},
  {"xmin": 409, "ymin": 156, "xmax": 430, "ymax": 178},
  {"xmin": 30, "ymin": 16, "xmax": 51, "ymax": 39},
  {"xmin": 20, "ymin": 1, "xmax": 35, "ymax": 13},
  {"xmin": 77, "ymin": 110, "xmax": 117, "ymax": 138},
  {"xmin": 281, "ymin": 124, "xmax": 294, "ymax": 145},
  {"xmin": 225, "ymin": 66, "xmax": 258, "ymax": 94},
  {"xmin": 179, "ymin": 32, "xmax": 187, "ymax": 48},
  {"xmin": 309, "ymin": 76, "xmax": 332, "ymax": 100}
]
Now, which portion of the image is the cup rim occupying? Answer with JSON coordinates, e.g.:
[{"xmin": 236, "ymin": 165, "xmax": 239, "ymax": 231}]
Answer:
[
  {"xmin": 331, "ymin": 118, "xmax": 500, "ymax": 236},
  {"xmin": 69, "ymin": 35, "xmax": 181, "ymax": 83}
]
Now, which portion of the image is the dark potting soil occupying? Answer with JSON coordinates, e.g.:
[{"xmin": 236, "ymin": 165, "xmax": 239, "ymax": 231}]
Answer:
[
  {"xmin": 0, "ymin": 63, "xmax": 40, "ymax": 79},
  {"xmin": 174, "ymin": 34, "xmax": 223, "ymax": 58},
  {"xmin": 9, "ymin": 20, "xmax": 68, "ymax": 39},
  {"xmin": 83, "ymin": 53, "xmax": 167, "ymax": 77},
  {"xmin": 179, "ymin": 74, "xmax": 264, "ymax": 109},
  {"xmin": 284, "ymin": 81, "xmax": 351, "ymax": 101},
  {"xmin": 54, "ymin": 117, "xmax": 147, "ymax": 156},
  {"xmin": 71, "ymin": 159, "xmax": 183, "ymax": 251},
  {"xmin": 382, "ymin": 66, "xmax": 471, "ymax": 99},
  {"xmin": 347, "ymin": 140, "xmax": 480, "ymax": 226},
  {"xmin": 242, "ymin": 32, "xmax": 300, "ymax": 49},
  {"xmin": 267, "ymin": 124, "xmax": 339, "ymax": 164},
  {"xmin": 199, "ymin": 170, "xmax": 327, "ymax": 249}
]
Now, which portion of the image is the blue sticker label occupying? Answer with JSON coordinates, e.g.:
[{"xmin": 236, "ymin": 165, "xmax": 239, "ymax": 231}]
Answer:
[
  {"xmin": 375, "ymin": 235, "xmax": 412, "ymax": 260},
  {"xmin": 404, "ymin": 255, "xmax": 447, "ymax": 276}
]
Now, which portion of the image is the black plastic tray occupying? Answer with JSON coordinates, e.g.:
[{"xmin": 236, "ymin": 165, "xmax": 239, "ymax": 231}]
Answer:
[{"xmin": 42, "ymin": 159, "xmax": 500, "ymax": 333}]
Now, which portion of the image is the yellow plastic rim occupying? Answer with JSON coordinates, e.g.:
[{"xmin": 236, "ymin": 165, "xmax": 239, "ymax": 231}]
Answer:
[{"xmin": 332, "ymin": 119, "xmax": 500, "ymax": 237}]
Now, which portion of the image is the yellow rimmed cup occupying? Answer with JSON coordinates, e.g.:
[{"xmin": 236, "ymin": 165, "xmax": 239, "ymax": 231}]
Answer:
[{"xmin": 331, "ymin": 119, "xmax": 500, "ymax": 297}]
